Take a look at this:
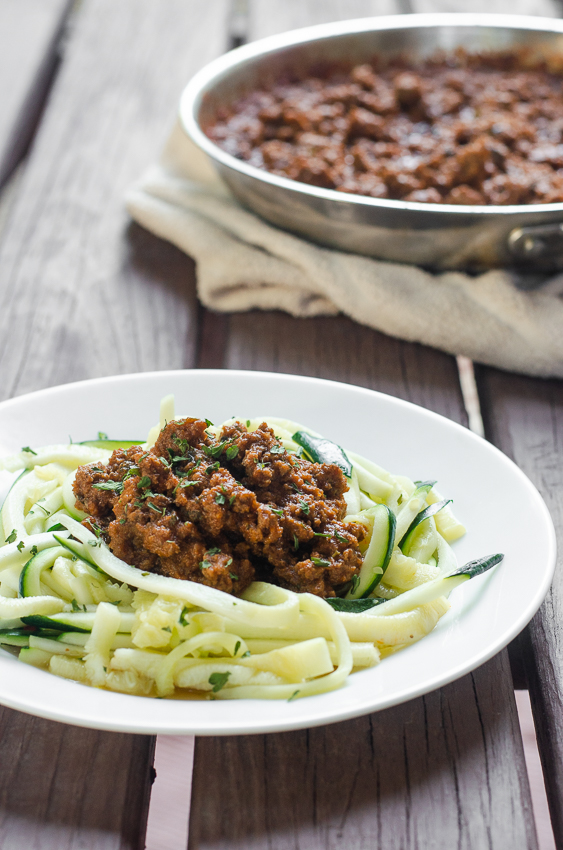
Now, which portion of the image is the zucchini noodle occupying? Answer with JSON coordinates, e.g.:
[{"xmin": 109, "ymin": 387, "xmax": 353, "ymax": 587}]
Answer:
[{"xmin": 0, "ymin": 399, "xmax": 472, "ymax": 701}]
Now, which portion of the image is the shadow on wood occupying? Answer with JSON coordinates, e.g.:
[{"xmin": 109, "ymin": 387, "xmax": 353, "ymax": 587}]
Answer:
[
  {"xmin": 189, "ymin": 652, "xmax": 535, "ymax": 850},
  {"xmin": 0, "ymin": 706, "xmax": 154, "ymax": 850}
]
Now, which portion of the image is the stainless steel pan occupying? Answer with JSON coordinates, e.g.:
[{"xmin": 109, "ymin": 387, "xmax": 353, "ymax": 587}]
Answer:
[{"xmin": 180, "ymin": 14, "xmax": 563, "ymax": 271}]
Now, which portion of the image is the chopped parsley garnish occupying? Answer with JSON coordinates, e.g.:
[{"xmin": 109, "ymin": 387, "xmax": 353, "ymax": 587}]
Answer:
[
  {"xmin": 161, "ymin": 626, "xmax": 172, "ymax": 633},
  {"xmin": 4, "ymin": 529, "xmax": 16, "ymax": 545},
  {"xmin": 97, "ymin": 432, "xmax": 108, "ymax": 441},
  {"xmin": 271, "ymin": 508, "xmax": 283, "ymax": 517},
  {"xmin": 123, "ymin": 467, "xmax": 140, "ymax": 481},
  {"xmin": 16, "ymin": 541, "xmax": 25, "ymax": 552},
  {"xmin": 229, "ymin": 495, "xmax": 236, "ymax": 506},
  {"xmin": 90, "ymin": 521, "xmax": 103, "ymax": 538},
  {"xmin": 313, "ymin": 532, "xmax": 331, "ymax": 538},
  {"xmin": 71, "ymin": 599, "xmax": 81, "ymax": 612},
  {"xmin": 21, "ymin": 446, "xmax": 37, "ymax": 455},
  {"xmin": 245, "ymin": 420, "xmax": 250, "ymax": 427},
  {"xmin": 229, "ymin": 572, "xmax": 239, "ymax": 581},
  {"xmin": 93, "ymin": 480, "xmax": 124, "ymax": 494},
  {"xmin": 234, "ymin": 641, "xmax": 241, "ymax": 655},
  {"xmin": 147, "ymin": 501, "xmax": 164, "ymax": 514},
  {"xmin": 179, "ymin": 607, "xmax": 190, "ymax": 627},
  {"xmin": 205, "ymin": 419, "xmax": 214, "ymax": 428},
  {"xmin": 293, "ymin": 535, "xmax": 299, "ymax": 550},
  {"xmin": 30, "ymin": 545, "xmax": 38, "ymax": 556},
  {"xmin": 203, "ymin": 442, "xmax": 225, "ymax": 458},
  {"xmin": 287, "ymin": 690, "xmax": 300, "ymax": 702},
  {"xmin": 225, "ymin": 444, "xmax": 239, "ymax": 460},
  {"xmin": 137, "ymin": 476, "xmax": 151, "ymax": 490},
  {"xmin": 241, "ymin": 650, "xmax": 250, "ymax": 658},
  {"xmin": 225, "ymin": 558, "xmax": 233, "ymax": 567},
  {"xmin": 299, "ymin": 500, "xmax": 310, "ymax": 515},
  {"xmin": 270, "ymin": 445, "xmax": 285, "ymax": 455},
  {"xmin": 334, "ymin": 532, "xmax": 348, "ymax": 544},
  {"xmin": 312, "ymin": 557, "xmax": 330, "ymax": 567},
  {"xmin": 175, "ymin": 480, "xmax": 197, "ymax": 491},
  {"xmin": 215, "ymin": 492, "xmax": 226, "ymax": 505},
  {"xmin": 206, "ymin": 461, "xmax": 220, "ymax": 475},
  {"xmin": 206, "ymin": 547, "xmax": 221, "ymax": 555},
  {"xmin": 47, "ymin": 523, "xmax": 66, "ymax": 532},
  {"xmin": 208, "ymin": 671, "xmax": 230, "ymax": 692},
  {"xmin": 200, "ymin": 560, "xmax": 211, "ymax": 570}
]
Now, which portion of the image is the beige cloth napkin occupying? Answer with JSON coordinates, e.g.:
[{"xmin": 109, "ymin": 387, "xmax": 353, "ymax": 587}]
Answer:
[{"xmin": 126, "ymin": 122, "xmax": 563, "ymax": 379}]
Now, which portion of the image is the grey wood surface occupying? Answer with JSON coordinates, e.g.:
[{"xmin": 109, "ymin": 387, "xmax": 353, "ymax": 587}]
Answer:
[
  {"xmin": 0, "ymin": 0, "xmax": 72, "ymax": 189},
  {"xmin": 476, "ymin": 369, "xmax": 563, "ymax": 848},
  {"xmin": 0, "ymin": 710, "xmax": 154, "ymax": 850},
  {"xmin": 410, "ymin": 0, "xmax": 559, "ymax": 14},
  {"xmin": 188, "ymin": 3, "xmax": 538, "ymax": 848},
  {"xmin": 0, "ymin": 0, "xmax": 231, "ymax": 402},
  {"xmin": 0, "ymin": 0, "xmax": 229, "ymax": 847},
  {"xmin": 190, "ymin": 654, "xmax": 536, "ymax": 850},
  {"xmin": 0, "ymin": 0, "xmax": 555, "ymax": 847}
]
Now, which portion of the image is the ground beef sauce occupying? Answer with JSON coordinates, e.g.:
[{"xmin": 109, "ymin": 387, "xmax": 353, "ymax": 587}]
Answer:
[
  {"xmin": 73, "ymin": 419, "xmax": 366, "ymax": 598},
  {"xmin": 207, "ymin": 51, "xmax": 563, "ymax": 205}
]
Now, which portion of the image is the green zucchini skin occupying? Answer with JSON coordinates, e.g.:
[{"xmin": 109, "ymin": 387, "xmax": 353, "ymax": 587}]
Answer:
[
  {"xmin": 79, "ymin": 440, "xmax": 142, "ymax": 450},
  {"xmin": 0, "ymin": 628, "xmax": 33, "ymax": 647},
  {"xmin": 22, "ymin": 611, "xmax": 134, "ymax": 633},
  {"xmin": 346, "ymin": 505, "xmax": 396, "ymax": 600},
  {"xmin": 450, "ymin": 553, "xmax": 504, "ymax": 579},
  {"xmin": 326, "ymin": 597, "xmax": 386, "ymax": 613},
  {"xmin": 53, "ymin": 534, "xmax": 102, "ymax": 571},
  {"xmin": 292, "ymin": 432, "xmax": 352, "ymax": 478},
  {"xmin": 399, "ymin": 498, "xmax": 452, "ymax": 552},
  {"xmin": 19, "ymin": 547, "xmax": 67, "ymax": 597},
  {"xmin": 22, "ymin": 613, "xmax": 93, "ymax": 633}
]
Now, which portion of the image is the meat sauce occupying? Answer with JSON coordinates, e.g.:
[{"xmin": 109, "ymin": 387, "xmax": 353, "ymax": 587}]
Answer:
[
  {"xmin": 207, "ymin": 50, "xmax": 563, "ymax": 205},
  {"xmin": 73, "ymin": 418, "xmax": 366, "ymax": 598}
]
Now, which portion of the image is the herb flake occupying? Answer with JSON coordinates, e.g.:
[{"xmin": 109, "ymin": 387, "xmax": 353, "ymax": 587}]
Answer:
[{"xmin": 208, "ymin": 671, "xmax": 230, "ymax": 693}]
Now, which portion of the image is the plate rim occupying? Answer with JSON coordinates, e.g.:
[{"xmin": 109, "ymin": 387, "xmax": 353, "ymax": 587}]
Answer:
[{"xmin": 0, "ymin": 369, "xmax": 556, "ymax": 735}]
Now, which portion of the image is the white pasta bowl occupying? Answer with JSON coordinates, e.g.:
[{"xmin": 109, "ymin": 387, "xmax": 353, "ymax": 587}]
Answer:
[{"xmin": 0, "ymin": 370, "xmax": 555, "ymax": 735}]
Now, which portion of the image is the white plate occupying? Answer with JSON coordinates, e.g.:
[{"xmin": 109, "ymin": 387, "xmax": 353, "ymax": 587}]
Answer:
[{"xmin": 0, "ymin": 370, "xmax": 556, "ymax": 735}]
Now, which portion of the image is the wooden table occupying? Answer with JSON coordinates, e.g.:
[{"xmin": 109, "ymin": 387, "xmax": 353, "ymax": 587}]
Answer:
[{"xmin": 0, "ymin": 1, "xmax": 561, "ymax": 847}]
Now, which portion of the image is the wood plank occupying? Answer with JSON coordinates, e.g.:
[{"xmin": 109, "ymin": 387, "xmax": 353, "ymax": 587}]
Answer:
[
  {"xmin": 410, "ymin": 0, "xmax": 559, "ymax": 15},
  {"xmin": 188, "ymin": 3, "xmax": 537, "ymax": 848},
  {"xmin": 0, "ymin": 0, "xmax": 230, "ymax": 402},
  {"xmin": 190, "ymin": 653, "xmax": 536, "ymax": 850},
  {"xmin": 0, "ymin": 709, "xmax": 154, "ymax": 850},
  {"xmin": 0, "ymin": 0, "xmax": 72, "ymax": 189},
  {"xmin": 249, "ymin": 0, "xmax": 403, "ymax": 39},
  {"xmin": 476, "ymin": 368, "xmax": 563, "ymax": 847},
  {"xmin": 0, "ymin": 0, "xmax": 230, "ymax": 847}
]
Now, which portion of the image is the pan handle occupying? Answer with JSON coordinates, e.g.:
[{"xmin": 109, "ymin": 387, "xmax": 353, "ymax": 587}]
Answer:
[{"xmin": 508, "ymin": 222, "xmax": 563, "ymax": 264}]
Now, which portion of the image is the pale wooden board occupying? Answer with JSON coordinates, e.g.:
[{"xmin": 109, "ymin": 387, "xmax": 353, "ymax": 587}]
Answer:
[
  {"xmin": 0, "ymin": 0, "xmax": 231, "ymax": 402},
  {"xmin": 476, "ymin": 370, "xmax": 563, "ymax": 848},
  {"xmin": 0, "ymin": 0, "xmax": 230, "ymax": 847},
  {"xmin": 0, "ymin": 0, "xmax": 72, "ymax": 188}
]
